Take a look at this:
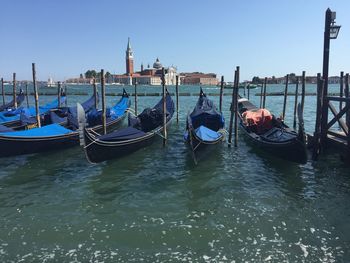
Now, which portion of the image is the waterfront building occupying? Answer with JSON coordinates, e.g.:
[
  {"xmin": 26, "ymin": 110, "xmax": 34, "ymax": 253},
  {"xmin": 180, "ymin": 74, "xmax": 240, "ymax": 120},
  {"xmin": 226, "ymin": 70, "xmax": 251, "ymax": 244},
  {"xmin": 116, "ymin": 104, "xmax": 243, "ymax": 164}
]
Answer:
[
  {"xmin": 112, "ymin": 39, "xmax": 178, "ymax": 85},
  {"xmin": 181, "ymin": 72, "xmax": 218, "ymax": 85}
]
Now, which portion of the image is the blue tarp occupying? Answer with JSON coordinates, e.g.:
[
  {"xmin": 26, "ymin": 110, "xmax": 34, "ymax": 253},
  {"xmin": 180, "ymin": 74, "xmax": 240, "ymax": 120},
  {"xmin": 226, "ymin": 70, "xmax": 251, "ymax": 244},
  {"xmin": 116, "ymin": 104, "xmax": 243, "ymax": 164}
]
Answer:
[
  {"xmin": 87, "ymin": 97, "xmax": 129, "ymax": 126},
  {"xmin": 0, "ymin": 123, "xmax": 73, "ymax": 137},
  {"xmin": 195, "ymin": 125, "xmax": 222, "ymax": 142},
  {"xmin": 0, "ymin": 97, "xmax": 66, "ymax": 124}
]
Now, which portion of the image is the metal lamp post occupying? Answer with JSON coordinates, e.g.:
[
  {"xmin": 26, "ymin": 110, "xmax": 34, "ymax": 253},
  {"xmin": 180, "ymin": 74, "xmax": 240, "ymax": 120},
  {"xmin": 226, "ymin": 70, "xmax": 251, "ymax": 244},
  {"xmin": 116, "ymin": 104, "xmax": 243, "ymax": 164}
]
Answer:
[{"xmin": 321, "ymin": 8, "xmax": 341, "ymax": 142}]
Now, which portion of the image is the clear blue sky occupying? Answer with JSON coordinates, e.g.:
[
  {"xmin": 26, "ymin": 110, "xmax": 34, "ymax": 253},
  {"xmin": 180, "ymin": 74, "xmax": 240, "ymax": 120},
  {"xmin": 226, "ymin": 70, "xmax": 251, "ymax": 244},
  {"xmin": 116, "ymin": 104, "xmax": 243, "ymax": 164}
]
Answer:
[{"xmin": 0, "ymin": 0, "xmax": 349, "ymax": 82}]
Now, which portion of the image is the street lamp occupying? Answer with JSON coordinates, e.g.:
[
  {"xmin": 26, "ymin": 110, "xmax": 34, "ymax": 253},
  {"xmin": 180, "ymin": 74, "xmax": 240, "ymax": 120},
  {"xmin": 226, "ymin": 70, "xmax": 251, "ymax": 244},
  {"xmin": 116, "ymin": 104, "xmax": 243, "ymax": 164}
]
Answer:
[
  {"xmin": 330, "ymin": 11, "xmax": 341, "ymax": 39},
  {"xmin": 321, "ymin": 8, "xmax": 341, "ymax": 143}
]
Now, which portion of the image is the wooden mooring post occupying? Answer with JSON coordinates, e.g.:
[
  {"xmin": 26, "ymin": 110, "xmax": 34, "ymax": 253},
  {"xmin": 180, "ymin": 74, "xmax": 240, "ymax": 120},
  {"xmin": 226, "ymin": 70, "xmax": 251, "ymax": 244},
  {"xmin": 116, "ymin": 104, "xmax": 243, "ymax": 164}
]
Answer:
[
  {"xmin": 57, "ymin": 81, "xmax": 61, "ymax": 107},
  {"xmin": 176, "ymin": 75, "xmax": 179, "ymax": 123},
  {"xmin": 1, "ymin": 78, "xmax": 5, "ymax": 106},
  {"xmin": 259, "ymin": 81, "xmax": 263, "ymax": 108},
  {"xmin": 345, "ymin": 74, "xmax": 350, "ymax": 157},
  {"xmin": 13, "ymin": 73, "xmax": 17, "ymax": 109},
  {"xmin": 339, "ymin": 71, "xmax": 344, "ymax": 112},
  {"xmin": 32, "ymin": 63, "xmax": 41, "ymax": 127},
  {"xmin": 262, "ymin": 77, "xmax": 267, "ymax": 108},
  {"xmin": 134, "ymin": 81, "xmax": 138, "ymax": 115},
  {"xmin": 234, "ymin": 67, "xmax": 240, "ymax": 147},
  {"xmin": 282, "ymin": 74, "xmax": 289, "ymax": 120},
  {"xmin": 219, "ymin": 76, "xmax": 224, "ymax": 112},
  {"xmin": 247, "ymin": 82, "xmax": 250, "ymax": 100},
  {"xmin": 25, "ymin": 82, "xmax": 29, "ymax": 107},
  {"xmin": 101, "ymin": 69, "xmax": 107, "ymax": 135},
  {"xmin": 64, "ymin": 83, "xmax": 67, "ymax": 107},
  {"xmin": 345, "ymin": 73, "xmax": 349, "ymax": 124},
  {"xmin": 228, "ymin": 68, "xmax": 238, "ymax": 147},
  {"xmin": 93, "ymin": 77, "xmax": 98, "ymax": 109},
  {"xmin": 301, "ymin": 71, "xmax": 306, "ymax": 113},
  {"xmin": 312, "ymin": 73, "xmax": 323, "ymax": 160},
  {"xmin": 162, "ymin": 68, "xmax": 167, "ymax": 147},
  {"xmin": 293, "ymin": 77, "xmax": 299, "ymax": 129}
]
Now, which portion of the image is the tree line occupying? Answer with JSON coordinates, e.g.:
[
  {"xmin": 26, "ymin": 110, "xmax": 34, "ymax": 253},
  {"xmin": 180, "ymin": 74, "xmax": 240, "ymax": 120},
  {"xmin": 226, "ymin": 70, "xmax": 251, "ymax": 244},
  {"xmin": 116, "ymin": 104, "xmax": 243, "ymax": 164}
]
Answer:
[{"xmin": 82, "ymin": 70, "xmax": 112, "ymax": 80}]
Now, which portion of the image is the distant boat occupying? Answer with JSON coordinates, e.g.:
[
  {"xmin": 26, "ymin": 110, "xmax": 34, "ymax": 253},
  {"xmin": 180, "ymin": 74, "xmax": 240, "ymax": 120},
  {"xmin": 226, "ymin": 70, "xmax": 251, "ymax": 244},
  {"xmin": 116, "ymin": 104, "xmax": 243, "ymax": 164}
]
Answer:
[{"xmin": 47, "ymin": 77, "xmax": 57, "ymax": 88}]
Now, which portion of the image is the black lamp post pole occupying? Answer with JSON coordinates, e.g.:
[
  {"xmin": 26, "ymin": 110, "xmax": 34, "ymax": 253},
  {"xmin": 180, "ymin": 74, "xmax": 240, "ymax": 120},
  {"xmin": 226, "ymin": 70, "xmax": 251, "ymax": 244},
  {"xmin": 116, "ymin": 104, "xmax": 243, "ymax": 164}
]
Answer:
[{"xmin": 321, "ymin": 8, "xmax": 332, "ymax": 143}]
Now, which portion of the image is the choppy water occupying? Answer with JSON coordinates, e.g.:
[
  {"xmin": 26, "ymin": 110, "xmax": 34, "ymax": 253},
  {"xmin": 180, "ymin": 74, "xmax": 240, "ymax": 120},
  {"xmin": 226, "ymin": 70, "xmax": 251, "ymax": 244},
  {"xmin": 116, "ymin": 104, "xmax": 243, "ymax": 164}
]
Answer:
[{"xmin": 0, "ymin": 84, "xmax": 349, "ymax": 262}]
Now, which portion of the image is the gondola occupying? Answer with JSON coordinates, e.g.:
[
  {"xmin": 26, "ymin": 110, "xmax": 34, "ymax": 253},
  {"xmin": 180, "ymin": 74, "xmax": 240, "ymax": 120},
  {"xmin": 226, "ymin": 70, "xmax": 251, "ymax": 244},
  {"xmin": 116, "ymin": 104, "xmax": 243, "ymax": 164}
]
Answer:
[
  {"xmin": 237, "ymin": 97, "xmax": 307, "ymax": 164},
  {"xmin": 184, "ymin": 89, "xmax": 225, "ymax": 163},
  {"xmin": 78, "ymin": 92, "xmax": 174, "ymax": 163},
  {"xmin": 0, "ymin": 90, "xmax": 25, "ymax": 112},
  {"xmin": 0, "ymin": 96, "xmax": 67, "ymax": 128},
  {"xmin": 0, "ymin": 91, "xmax": 130, "ymax": 158}
]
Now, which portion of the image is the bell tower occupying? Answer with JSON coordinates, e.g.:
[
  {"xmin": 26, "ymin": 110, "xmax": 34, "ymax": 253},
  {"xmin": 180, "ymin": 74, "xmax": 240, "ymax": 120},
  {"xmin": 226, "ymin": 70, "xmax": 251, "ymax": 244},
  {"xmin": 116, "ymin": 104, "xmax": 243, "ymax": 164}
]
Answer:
[{"xmin": 126, "ymin": 37, "xmax": 134, "ymax": 75}]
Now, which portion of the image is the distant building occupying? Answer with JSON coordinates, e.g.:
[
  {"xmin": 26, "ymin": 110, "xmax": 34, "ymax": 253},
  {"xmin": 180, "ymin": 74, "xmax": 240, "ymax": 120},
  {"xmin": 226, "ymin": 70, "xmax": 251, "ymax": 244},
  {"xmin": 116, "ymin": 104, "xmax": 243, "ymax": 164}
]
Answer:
[
  {"xmin": 181, "ymin": 72, "xmax": 218, "ymax": 85},
  {"xmin": 112, "ymin": 38, "xmax": 178, "ymax": 85},
  {"xmin": 126, "ymin": 37, "xmax": 134, "ymax": 76}
]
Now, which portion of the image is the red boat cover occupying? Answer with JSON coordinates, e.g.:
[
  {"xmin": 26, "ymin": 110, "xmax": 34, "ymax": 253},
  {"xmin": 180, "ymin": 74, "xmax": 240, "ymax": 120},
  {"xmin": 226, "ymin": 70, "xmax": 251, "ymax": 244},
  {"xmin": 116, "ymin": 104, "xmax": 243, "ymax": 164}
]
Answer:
[{"xmin": 242, "ymin": 109, "xmax": 273, "ymax": 134}]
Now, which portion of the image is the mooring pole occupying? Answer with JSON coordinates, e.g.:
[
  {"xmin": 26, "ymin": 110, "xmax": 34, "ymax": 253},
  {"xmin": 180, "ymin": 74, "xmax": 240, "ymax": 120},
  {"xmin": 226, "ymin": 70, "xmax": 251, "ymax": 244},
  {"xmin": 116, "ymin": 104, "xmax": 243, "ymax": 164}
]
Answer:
[
  {"xmin": 293, "ymin": 77, "xmax": 299, "ymax": 129},
  {"xmin": 176, "ymin": 75, "xmax": 179, "ymax": 123},
  {"xmin": 301, "ymin": 71, "xmax": 306, "ymax": 114},
  {"xmin": 259, "ymin": 81, "xmax": 263, "ymax": 108},
  {"xmin": 13, "ymin": 73, "xmax": 17, "ymax": 109},
  {"xmin": 25, "ymin": 82, "xmax": 29, "ymax": 107},
  {"xmin": 312, "ymin": 73, "xmax": 323, "ymax": 160},
  {"xmin": 134, "ymin": 81, "xmax": 138, "ymax": 115},
  {"xmin": 340, "ymin": 71, "xmax": 344, "ymax": 112},
  {"xmin": 32, "ymin": 63, "xmax": 41, "ymax": 127},
  {"xmin": 219, "ymin": 76, "xmax": 224, "ymax": 112},
  {"xmin": 162, "ymin": 67, "xmax": 167, "ymax": 147},
  {"xmin": 321, "ymin": 8, "xmax": 332, "ymax": 144},
  {"xmin": 93, "ymin": 77, "xmax": 98, "ymax": 109},
  {"xmin": 65, "ymin": 84, "xmax": 68, "ymax": 107},
  {"xmin": 345, "ymin": 73, "xmax": 349, "ymax": 130},
  {"xmin": 234, "ymin": 66, "xmax": 240, "ymax": 147},
  {"xmin": 247, "ymin": 82, "xmax": 250, "ymax": 100},
  {"xmin": 57, "ymin": 81, "xmax": 61, "ymax": 107},
  {"xmin": 228, "ymin": 69, "xmax": 237, "ymax": 147},
  {"xmin": 1, "ymin": 78, "xmax": 5, "ymax": 106},
  {"xmin": 101, "ymin": 69, "xmax": 107, "ymax": 135},
  {"xmin": 282, "ymin": 74, "xmax": 289, "ymax": 120},
  {"xmin": 262, "ymin": 77, "xmax": 267, "ymax": 108}
]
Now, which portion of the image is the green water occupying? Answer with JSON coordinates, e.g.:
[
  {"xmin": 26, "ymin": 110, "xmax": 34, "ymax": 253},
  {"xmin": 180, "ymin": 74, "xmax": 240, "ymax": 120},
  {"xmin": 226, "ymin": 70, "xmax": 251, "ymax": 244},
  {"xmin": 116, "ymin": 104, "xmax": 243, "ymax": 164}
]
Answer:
[{"xmin": 0, "ymin": 84, "xmax": 349, "ymax": 262}]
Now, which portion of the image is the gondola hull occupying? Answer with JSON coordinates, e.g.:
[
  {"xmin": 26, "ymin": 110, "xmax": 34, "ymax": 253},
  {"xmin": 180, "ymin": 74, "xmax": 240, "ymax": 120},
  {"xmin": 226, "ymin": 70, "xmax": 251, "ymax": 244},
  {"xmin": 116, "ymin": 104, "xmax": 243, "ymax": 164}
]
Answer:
[
  {"xmin": 237, "ymin": 98, "xmax": 307, "ymax": 164},
  {"xmin": 80, "ymin": 92, "xmax": 175, "ymax": 163},
  {"xmin": 83, "ymin": 127, "xmax": 158, "ymax": 163},
  {"xmin": 0, "ymin": 114, "xmax": 126, "ymax": 158},
  {"xmin": 0, "ymin": 132, "xmax": 78, "ymax": 158},
  {"xmin": 239, "ymin": 123, "xmax": 307, "ymax": 164}
]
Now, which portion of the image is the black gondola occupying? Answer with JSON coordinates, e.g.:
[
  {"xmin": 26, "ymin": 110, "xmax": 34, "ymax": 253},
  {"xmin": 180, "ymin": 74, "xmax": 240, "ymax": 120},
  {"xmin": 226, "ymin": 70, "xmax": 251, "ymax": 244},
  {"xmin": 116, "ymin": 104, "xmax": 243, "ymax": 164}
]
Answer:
[
  {"xmin": 0, "ymin": 90, "xmax": 25, "ymax": 112},
  {"xmin": 237, "ymin": 97, "xmax": 307, "ymax": 164},
  {"xmin": 0, "ymin": 91, "xmax": 130, "ymax": 158},
  {"xmin": 184, "ymin": 89, "xmax": 225, "ymax": 163},
  {"xmin": 79, "ymin": 92, "xmax": 174, "ymax": 163}
]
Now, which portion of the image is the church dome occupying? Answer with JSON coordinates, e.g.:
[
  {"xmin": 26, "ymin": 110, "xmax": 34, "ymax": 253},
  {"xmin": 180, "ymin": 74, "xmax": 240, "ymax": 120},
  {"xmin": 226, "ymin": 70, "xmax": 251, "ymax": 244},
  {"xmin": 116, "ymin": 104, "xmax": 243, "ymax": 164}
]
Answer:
[{"xmin": 153, "ymin": 58, "xmax": 162, "ymax": 69}]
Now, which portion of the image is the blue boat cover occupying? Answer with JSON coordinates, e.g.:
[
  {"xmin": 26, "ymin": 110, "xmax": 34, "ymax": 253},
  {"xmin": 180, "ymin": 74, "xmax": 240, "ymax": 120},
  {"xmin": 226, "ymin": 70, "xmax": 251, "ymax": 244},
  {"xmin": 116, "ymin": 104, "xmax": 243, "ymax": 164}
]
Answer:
[
  {"xmin": 0, "ymin": 123, "xmax": 73, "ymax": 137},
  {"xmin": 195, "ymin": 125, "xmax": 222, "ymax": 142},
  {"xmin": 189, "ymin": 90, "xmax": 224, "ymax": 131},
  {"xmin": 87, "ymin": 97, "xmax": 129, "ymax": 126},
  {"xmin": 0, "ymin": 97, "xmax": 66, "ymax": 124}
]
